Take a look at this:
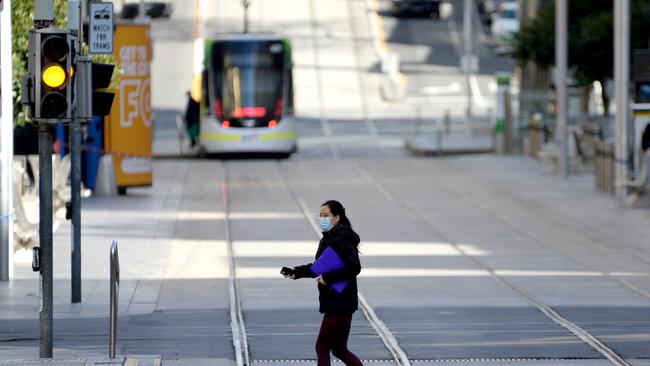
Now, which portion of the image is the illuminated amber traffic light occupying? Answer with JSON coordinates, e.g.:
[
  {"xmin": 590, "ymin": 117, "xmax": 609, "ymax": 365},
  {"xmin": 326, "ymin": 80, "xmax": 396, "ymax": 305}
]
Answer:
[
  {"xmin": 36, "ymin": 30, "xmax": 73, "ymax": 121},
  {"xmin": 42, "ymin": 65, "xmax": 67, "ymax": 89}
]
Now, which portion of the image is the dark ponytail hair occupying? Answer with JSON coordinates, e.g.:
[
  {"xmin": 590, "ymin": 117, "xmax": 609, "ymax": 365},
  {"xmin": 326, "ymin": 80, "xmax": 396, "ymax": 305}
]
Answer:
[{"xmin": 322, "ymin": 200, "xmax": 352, "ymax": 228}]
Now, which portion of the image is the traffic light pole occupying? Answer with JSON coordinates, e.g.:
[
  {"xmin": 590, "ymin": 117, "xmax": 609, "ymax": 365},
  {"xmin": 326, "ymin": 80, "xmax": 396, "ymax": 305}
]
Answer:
[
  {"xmin": 35, "ymin": 0, "xmax": 55, "ymax": 358},
  {"xmin": 70, "ymin": 109, "xmax": 82, "ymax": 303},
  {"xmin": 69, "ymin": 0, "xmax": 83, "ymax": 304},
  {"xmin": 38, "ymin": 124, "xmax": 54, "ymax": 359}
]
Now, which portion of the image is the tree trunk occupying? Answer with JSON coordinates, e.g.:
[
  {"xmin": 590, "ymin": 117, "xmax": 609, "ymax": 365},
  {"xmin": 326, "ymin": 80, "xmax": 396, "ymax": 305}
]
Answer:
[{"xmin": 599, "ymin": 80, "xmax": 610, "ymax": 117}]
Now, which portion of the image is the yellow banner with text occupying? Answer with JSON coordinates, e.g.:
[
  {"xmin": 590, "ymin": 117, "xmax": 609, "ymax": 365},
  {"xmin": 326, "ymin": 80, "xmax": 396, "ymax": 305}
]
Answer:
[{"xmin": 106, "ymin": 23, "xmax": 153, "ymax": 189}]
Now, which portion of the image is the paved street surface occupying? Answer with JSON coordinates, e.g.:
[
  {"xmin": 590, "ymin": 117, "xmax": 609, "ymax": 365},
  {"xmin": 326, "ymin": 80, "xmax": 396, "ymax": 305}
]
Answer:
[
  {"xmin": 3, "ymin": 156, "xmax": 650, "ymax": 365},
  {"xmin": 4, "ymin": 0, "xmax": 650, "ymax": 366}
]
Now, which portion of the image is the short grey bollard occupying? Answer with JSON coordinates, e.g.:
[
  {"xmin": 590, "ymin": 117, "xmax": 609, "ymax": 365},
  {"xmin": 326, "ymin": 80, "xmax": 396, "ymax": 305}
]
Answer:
[{"xmin": 109, "ymin": 240, "xmax": 120, "ymax": 359}]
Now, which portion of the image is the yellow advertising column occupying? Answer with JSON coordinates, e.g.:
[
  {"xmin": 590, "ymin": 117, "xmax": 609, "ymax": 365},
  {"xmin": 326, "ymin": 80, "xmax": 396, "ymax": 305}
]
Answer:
[{"xmin": 106, "ymin": 23, "xmax": 153, "ymax": 190}]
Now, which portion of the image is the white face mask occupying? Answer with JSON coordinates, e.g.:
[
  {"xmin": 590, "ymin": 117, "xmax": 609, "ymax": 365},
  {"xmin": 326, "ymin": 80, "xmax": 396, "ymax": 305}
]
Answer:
[{"xmin": 319, "ymin": 217, "xmax": 333, "ymax": 232}]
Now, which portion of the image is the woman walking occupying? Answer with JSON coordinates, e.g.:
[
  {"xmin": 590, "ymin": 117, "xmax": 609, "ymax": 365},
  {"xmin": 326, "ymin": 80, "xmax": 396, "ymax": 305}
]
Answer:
[{"xmin": 283, "ymin": 200, "xmax": 363, "ymax": 366}]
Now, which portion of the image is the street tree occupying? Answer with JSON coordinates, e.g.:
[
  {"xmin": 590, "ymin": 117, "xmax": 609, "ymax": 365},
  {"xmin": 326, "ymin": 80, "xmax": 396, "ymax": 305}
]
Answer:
[{"xmin": 511, "ymin": 0, "xmax": 650, "ymax": 116}]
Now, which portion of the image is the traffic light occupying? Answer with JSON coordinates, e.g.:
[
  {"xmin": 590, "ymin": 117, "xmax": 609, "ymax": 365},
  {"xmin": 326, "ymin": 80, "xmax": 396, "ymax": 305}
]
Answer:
[
  {"xmin": 35, "ymin": 29, "xmax": 74, "ymax": 122},
  {"xmin": 75, "ymin": 56, "xmax": 115, "ymax": 120},
  {"xmin": 91, "ymin": 62, "xmax": 115, "ymax": 117},
  {"xmin": 76, "ymin": 58, "xmax": 115, "ymax": 119}
]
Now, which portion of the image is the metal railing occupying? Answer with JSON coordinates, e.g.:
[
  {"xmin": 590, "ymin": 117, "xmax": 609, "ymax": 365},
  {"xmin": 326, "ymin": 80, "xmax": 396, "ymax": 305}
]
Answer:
[{"xmin": 109, "ymin": 240, "xmax": 120, "ymax": 359}]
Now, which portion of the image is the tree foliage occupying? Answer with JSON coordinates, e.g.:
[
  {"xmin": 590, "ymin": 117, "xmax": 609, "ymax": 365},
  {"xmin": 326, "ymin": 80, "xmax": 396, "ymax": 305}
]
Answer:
[{"xmin": 512, "ymin": 0, "xmax": 650, "ymax": 88}]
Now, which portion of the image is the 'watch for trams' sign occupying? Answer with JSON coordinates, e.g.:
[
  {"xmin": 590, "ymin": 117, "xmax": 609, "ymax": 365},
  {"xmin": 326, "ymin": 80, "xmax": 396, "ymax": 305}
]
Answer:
[{"xmin": 89, "ymin": 2, "xmax": 114, "ymax": 54}]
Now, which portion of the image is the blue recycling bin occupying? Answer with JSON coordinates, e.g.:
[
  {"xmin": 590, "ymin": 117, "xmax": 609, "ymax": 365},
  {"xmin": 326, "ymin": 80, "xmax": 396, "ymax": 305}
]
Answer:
[
  {"xmin": 55, "ymin": 124, "xmax": 68, "ymax": 157},
  {"xmin": 82, "ymin": 116, "xmax": 104, "ymax": 191}
]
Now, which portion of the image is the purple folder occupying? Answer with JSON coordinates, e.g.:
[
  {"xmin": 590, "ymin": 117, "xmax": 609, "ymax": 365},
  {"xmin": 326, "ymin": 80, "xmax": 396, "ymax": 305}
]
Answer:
[{"xmin": 310, "ymin": 247, "xmax": 350, "ymax": 293}]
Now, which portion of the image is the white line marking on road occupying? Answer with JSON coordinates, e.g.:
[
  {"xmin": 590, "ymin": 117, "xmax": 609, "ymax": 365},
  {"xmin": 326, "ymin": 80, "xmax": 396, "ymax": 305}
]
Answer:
[
  {"xmin": 470, "ymin": 74, "xmax": 486, "ymax": 108},
  {"xmin": 419, "ymin": 82, "xmax": 463, "ymax": 95}
]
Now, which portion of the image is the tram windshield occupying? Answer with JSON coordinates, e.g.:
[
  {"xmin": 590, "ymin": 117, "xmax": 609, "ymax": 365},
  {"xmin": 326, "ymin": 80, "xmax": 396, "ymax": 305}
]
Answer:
[{"xmin": 211, "ymin": 41, "xmax": 287, "ymax": 127}]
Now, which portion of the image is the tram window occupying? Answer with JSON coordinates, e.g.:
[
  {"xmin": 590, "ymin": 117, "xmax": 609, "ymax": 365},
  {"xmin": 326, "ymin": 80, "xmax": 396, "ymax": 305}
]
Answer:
[
  {"xmin": 287, "ymin": 71, "xmax": 294, "ymax": 113},
  {"xmin": 226, "ymin": 53, "xmax": 274, "ymax": 68},
  {"xmin": 217, "ymin": 67, "xmax": 283, "ymax": 118}
]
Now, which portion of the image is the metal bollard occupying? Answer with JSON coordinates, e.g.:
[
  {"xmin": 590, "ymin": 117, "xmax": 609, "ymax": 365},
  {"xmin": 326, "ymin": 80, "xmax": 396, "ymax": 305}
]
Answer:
[
  {"xmin": 443, "ymin": 110, "xmax": 451, "ymax": 134},
  {"xmin": 436, "ymin": 117, "xmax": 443, "ymax": 155},
  {"xmin": 109, "ymin": 240, "xmax": 120, "ymax": 359}
]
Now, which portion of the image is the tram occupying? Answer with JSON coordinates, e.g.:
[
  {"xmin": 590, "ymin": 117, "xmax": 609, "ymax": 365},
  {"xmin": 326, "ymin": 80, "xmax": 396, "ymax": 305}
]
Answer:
[{"xmin": 189, "ymin": 34, "xmax": 297, "ymax": 157}]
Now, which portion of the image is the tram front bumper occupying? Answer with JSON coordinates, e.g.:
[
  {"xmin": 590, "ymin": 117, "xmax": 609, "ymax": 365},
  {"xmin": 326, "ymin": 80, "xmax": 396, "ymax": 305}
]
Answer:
[{"xmin": 200, "ymin": 122, "xmax": 297, "ymax": 154}]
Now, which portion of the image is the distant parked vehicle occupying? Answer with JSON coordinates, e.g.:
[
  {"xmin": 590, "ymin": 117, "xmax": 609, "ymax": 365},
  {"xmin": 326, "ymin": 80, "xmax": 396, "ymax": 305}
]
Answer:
[
  {"xmin": 491, "ymin": 2, "xmax": 519, "ymax": 46},
  {"xmin": 392, "ymin": 0, "xmax": 441, "ymax": 19},
  {"xmin": 121, "ymin": 0, "xmax": 173, "ymax": 19}
]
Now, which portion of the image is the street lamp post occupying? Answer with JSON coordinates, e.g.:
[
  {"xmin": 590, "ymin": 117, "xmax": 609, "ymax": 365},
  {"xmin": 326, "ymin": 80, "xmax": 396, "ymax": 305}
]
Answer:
[
  {"xmin": 614, "ymin": 0, "xmax": 631, "ymax": 200},
  {"xmin": 555, "ymin": 0, "xmax": 569, "ymax": 178},
  {"xmin": 463, "ymin": 0, "xmax": 474, "ymax": 122}
]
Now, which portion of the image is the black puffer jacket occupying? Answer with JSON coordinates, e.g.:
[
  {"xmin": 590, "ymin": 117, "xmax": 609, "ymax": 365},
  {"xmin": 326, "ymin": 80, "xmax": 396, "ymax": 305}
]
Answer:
[{"xmin": 294, "ymin": 224, "xmax": 361, "ymax": 314}]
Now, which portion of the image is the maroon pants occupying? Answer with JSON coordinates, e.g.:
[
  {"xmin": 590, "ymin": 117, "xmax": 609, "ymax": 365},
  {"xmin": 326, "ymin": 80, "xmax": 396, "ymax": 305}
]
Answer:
[{"xmin": 316, "ymin": 313, "xmax": 363, "ymax": 366}]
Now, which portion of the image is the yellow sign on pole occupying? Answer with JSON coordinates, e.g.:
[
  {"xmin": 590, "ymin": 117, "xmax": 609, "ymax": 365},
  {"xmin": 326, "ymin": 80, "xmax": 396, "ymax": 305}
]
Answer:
[{"xmin": 106, "ymin": 23, "xmax": 153, "ymax": 189}]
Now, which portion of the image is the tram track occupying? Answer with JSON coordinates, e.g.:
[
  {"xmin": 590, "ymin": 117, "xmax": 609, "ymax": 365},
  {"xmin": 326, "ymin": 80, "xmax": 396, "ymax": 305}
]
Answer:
[
  {"xmin": 221, "ymin": 159, "xmax": 644, "ymax": 365},
  {"xmin": 353, "ymin": 161, "xmax": 634, "ymax": 366},
  {"xmin": 220, "ymin": 161, "xmax": 251, "ymax": 366},
  {"xmin": 308, "ymin": 0, "xmax": 340, "ymax": 159},
  {"xmin": 345, "ymin": 0, "xmax": 383, "ymax": 155}
]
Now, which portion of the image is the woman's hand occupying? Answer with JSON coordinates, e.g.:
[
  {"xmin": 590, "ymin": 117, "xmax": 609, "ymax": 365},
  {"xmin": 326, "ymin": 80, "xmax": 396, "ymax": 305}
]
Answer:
[
  {"xmin": 282, "ymin": 267, "xmax": 297, "ymax": 280},
  {"xmin": 316, "ymin": 275, "xmax": 327, "ymax": 285}
]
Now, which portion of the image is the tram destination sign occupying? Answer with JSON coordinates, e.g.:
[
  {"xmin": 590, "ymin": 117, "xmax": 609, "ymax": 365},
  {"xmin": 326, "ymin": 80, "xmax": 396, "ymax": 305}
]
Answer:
[{"xmin": 89, "ymin": 2, "xmax": 114, "ymax": 54}]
